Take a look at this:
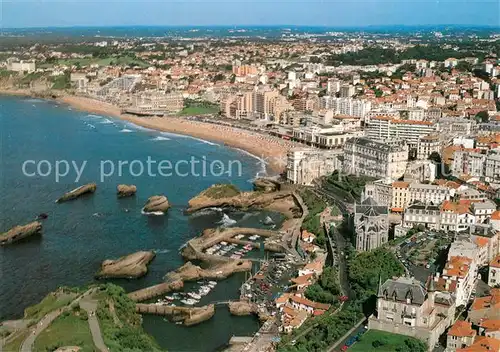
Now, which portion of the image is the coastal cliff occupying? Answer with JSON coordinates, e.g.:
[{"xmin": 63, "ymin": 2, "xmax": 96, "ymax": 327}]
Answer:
[
  {"xmin": 0, "ymin": 221, "xmax": 42, "ymax": 245},
  {"xmin": 96, "ymin": 251, "xmax": 156, "ymax": 279},
  {"xmin": 56, "ymin": 183, "xmax": 97, "ymax": 203}
]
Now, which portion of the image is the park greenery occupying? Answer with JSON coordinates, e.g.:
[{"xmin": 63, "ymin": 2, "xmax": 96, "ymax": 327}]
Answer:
[
  {"xmin": 305, "ymin": 267, "xmax": 341, "ymax": 304},
  {"xmin": 350, "ymin": 330, "xmax": 427, "ymax": 352},
  {"xmin": 179, "ymin": 99, "xmax": 220, "ymax": 116},
  {"xmin": 34, "ymin": 308, "xmax": 95, "ymax": 352},
  {"xmin": 299, "ymin": 188, "xmax": 327, "ymax": 247},
  {"xmin": 324, "ymin": 171, "xmax": 377, "ymax": 202},
  {"xmin": 203, "ymin": 184, "xmax": 241, "ymax": 199},
  {"xmin": 326, "ymin": 44, "xmax": 487, "ymax": 66},
  {"xmin": 96, "ymin": 284, "xmax": 163, "ymax": 352},
  {"xmin": 277, "ymin": 306, "xmax": 364, "ymax": 352},
  {"xmin": 348, "ymin": 247, "xmax": 405, "ymax": 308}
]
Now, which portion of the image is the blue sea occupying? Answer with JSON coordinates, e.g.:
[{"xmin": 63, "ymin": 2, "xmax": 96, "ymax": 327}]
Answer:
[{"xmin": 0, "ymin": 95, "xmax": 280, "ymax": 351}]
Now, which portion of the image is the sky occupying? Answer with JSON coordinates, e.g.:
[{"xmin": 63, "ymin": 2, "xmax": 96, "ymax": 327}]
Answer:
[{"xmin": 1, "ymin": 0, "xmax": 499, "ymax": 28}]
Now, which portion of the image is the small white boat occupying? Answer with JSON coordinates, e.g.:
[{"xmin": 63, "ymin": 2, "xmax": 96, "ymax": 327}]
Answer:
[
  {"xmin": 209, "ymin": 281, "xmax": 217, "ymax": 286},
  {"xmin": 181, "ymin": 299, "xmax": 198, "ymax": 306},
  {"xmin": 221, "ymin": 241, "xmax": 228, "ymax": 246},
  {"xmin": 188, "ymin": 292, "xmax": 201, "ymax": 300},
  {"xmin": 165, "ymin": 296, "xmax": 174, "ymax": 301}
]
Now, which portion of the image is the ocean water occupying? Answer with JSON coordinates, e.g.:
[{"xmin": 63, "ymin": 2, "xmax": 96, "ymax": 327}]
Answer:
[{"xmin": 0, "ymin": 95, "xmax": 281, "ymax": 351}]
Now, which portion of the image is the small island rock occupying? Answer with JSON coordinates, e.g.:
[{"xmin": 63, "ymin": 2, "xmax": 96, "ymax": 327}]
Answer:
[
  {"xmin": 117, "ymin": 184, "xmax": 137, "ymax": 198},
  {"xmin": 142, "ymin": 195, "xmax": 170, "ymax": 213},
  {"xmin": 96, "ymin": 251, "xmax": 156, "ymax": 279}
]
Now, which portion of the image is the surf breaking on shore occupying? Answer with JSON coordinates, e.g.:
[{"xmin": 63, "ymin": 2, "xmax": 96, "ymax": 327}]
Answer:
[{"xmin": 56, "ymin": 95, "xmax": 291, "ymax": 173}]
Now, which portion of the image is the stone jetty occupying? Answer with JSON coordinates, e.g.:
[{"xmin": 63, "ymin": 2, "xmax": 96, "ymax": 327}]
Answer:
[
  {"xmin": 0, "ymin": 221, "xmax": 42, "ymax": 246},
  {"xmin": 142, "ymin": 195, "xmax": 170, "ymax": 213},
  {"xmin": 96, "ymin": 251, "xmax": 156, "ymax": 279},
  {"xmin": 117, "ymin": 184, "xmax": 137, "ymax": 198},
  {"xmin": 128, "ymin": 280, "xmax": 184, "ymax": 302},
  {"xmin": 135, "ymin": 303, "xmax": 215, "ymax": 326},
  {"xmin": 56, "ymin": 183, "xmax": 97, "ymax": 203}
]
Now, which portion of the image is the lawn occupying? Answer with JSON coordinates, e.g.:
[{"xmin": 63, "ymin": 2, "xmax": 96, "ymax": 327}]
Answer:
[
  {"xmin": 24, "ymin": 291, "xmax": 77, "ymax": 321},
  {"xmin": 349, "ymin": 330, "xmax": 426, "ymax": 352},
  {"xmin": 3, "ymin": 330, "xmax": 29, "ymax": 352},
  {"xmin": 33, "ymin": 310, "xmax": 95, "ymax": 352},
  {"xmin": 178, "ymin": 105, "xmax": 220, "ymax": 116}
]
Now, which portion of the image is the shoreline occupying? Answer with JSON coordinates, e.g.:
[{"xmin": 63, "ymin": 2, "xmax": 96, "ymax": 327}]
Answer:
[{"xmin": 0, "ymin": 90, "xmax": 290, "ymax": 173}]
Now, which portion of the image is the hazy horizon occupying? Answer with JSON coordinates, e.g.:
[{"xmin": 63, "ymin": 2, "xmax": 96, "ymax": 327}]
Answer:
[{"xmin": 2, "ymin": 0, "xmax": 499, "ymax": 29}]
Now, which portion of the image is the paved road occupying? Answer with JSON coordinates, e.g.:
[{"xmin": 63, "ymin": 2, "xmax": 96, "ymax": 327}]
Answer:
[
  {"xmin": 19, "ymin": 289, "xmax": 96, "ymax": 352},
  {"xmin": 20, "ymin": 309, "xmax": 63, "ymax": 352},
  {"xmin": 80, "ymin": 298, "xmax": 109, "ymax": 352}
]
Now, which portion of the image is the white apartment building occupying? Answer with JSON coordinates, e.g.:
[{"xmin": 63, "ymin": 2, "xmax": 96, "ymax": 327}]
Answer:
[
  {"xmin": 321, "ymin": 97, "xmax": 372, "ymax": 118},
  {"xmin": 417, "ymin": 135, "xmax": 441, "ymax": 160},
  {"xmin": 452, "ymin": 149, "xmax": 486, "ymax": 178},
  {"xmin": 485, "ymin": 152, "xmax": 500, "ymax": 182},
  {"xmin": 286, "ymin": 149, "xmax": 342, "ymax": 185},
  {"xmin": 443, "ymin": 238, "xmax": 480, "ymax": 306},
  {"xmin": 366, "ymin": 117, "xmax": 437, "ymax": 147},
  {"xmin": 343, "ymin": 138, "xmax": 409, "ymax": 180},
  {"xmin": 292, "ymin": 126, "xmax": 363, "ymax": 149},
  {"xmin": 6, "ymin": 58, "xmax": 36, "ymax": 73}
]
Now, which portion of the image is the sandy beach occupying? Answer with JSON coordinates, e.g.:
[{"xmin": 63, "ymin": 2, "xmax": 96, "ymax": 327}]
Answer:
[
  {"xmin": 0, "ymin": 90, "xmax": 294, "ymax": 172},
  {"xmin": 57, "ymin": 95, "xmax": 292, "ymax": 173}
]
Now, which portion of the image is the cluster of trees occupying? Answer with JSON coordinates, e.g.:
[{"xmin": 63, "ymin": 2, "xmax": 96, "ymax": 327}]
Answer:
[
  {"xmin": 97, "ymin": 284, "xmax": 163, "ymax": 352},
  {"xmin": 305, "ymin": 267, "xmax": 341, "ymax": 304},
  {"xmin": 325, "ymin": 171, "xmax": 376, "ymax": 202},
  {"xmin": 278, "ymin": 306, "xmax": 363, "ymax": 352},
  {"xmin": 326, "ymin": 45, "xmax": 480, "ymax": 66},
  {"xmin": 299, "ymin": 188, "xmax": 327, "ymax": 247},
  {"xmin": 348, "ymin": 248, "xmax": 405, "ymax": 305}
]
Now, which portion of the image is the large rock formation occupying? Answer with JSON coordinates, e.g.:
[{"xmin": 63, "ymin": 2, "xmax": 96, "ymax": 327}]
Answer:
[
  {"xmin": 228, "ymin": 301, "xmax": 258, "ymax": 316},
  {"xmin": 142, "ymin": 195, "xmax": 170, "ymax": 213},
  {"xmin": 253, "ymin": 178, "xmax": 281, "ymax": 193},
  {"xmin": 165, "ymin": 260, "xmax": 252, "ymax": 282},
  {"xmin": 135, "ymin": 303, "xmax": 215, "ymax": 326},
  {"xmin": 117, "ymin": 184, "xmax": 137, "ymax": 198},
  {"xmin": 0, "ymin": 221, "xmax": 42, "ymax": 246},
  {"xmin": 187, "ymin": 183, "xmax": 296, "ymax": 215},
  {"xmin": 96, "ymin": 251, "xmax": 156, "ymax": 279},
  {"xmin": 56, "ymin": 183, "xmax": 97, "ymax": 203}
]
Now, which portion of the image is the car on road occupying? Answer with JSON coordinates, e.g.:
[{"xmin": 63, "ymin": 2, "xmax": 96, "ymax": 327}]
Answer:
[{"xmin": 341, "ymin": 345, "xmax": 348, "ymax": 351}]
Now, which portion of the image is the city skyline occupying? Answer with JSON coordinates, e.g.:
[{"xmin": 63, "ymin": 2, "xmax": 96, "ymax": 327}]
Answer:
[{"xmin": 2, "ymin": 0, "xmax": 499, "ymax": 28}]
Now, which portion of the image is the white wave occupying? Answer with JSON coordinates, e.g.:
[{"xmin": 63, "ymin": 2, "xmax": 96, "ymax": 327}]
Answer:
[
  {"xmin": 123, "ymin": 121, "xmax": 158, "ymax": 133},
  {"xmin": 190, "ymin": 207, "xmax": 223, "ymax": 217},
  {"xmin": 99, "ymin": 118, "xmax": 114, "ymax": 124},
  {"xmin": 151, "ymin": 136, "xmax": 171, "ymax": 141},
  {"xmin": 86, "ymin": 123, "xmax": 96, "ymax": 129},
  {"xmin": 120, "ymin": 128, "xmax": 133, "ymax": 133},
  {"xmin": 87, "ymin": 114, "xmax": 104, "ymax": 119},
  {"xmin": 32, "ymin": 104, "xmax": 37, "ymax": 107},
  {"xmin": 68, "ymin": 107, "xmax": 73, "ymax": 110},
  {"xmin": 24, "ymin": 98, "xmax": 45, "ymax": 103},
  {"xmin": 155, "ymin": 249, "xmax": 171, "ymax": 254},
  {"xmin": 141, "ymin": 209, "xmax": 165, "ymax": 216},
  {"xmin": 188, "ymin": 136, "xmax": 219, "ymax": 146},
  {"xmin": 218, "ymin": 213, "xmax": 237, "ymax": 227},
  {"xmin": 234, "ymin": 147, "xmax": 268, "ymax": 180}
]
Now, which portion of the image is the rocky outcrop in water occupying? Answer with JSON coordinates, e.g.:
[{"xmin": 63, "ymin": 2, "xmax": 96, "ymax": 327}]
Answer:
[
  {"xmin": 253, "ymin": 178, "xmax": 281, "ymax": 193},
  {"xmin": 187, "ymin": 183, "xmax": 295, "ymax": 214},
  {"xmin": 96, "ymin": 251, "xmax": 156, "ymax": 279},
  {"xmin": 135, "ymin": 303, "xmax": 215, "ymax": 326},
  {"xmin": 117, "ymin": 184, "xmax": 137, "ymax": 198},
  {"xmin": 56, "ymin": 183, "xmax": 97, "ymax": 203},
  {"xmin": 142, "ymin": 195, "xmax": 170, "ymax": 213},
  {"xmin": 165, "ymin": 260, "xmax": 252, "ymax": 282},
  {"xmin": 0, "ymin": 221, "xmax": 42, "ymax": 246}
]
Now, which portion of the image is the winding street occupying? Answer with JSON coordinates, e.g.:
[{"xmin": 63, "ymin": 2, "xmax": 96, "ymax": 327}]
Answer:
[
  {"xmin": 20, "ymin": 309, "xmax": 63, "ymax": 352},
  {"xmin": 80, "ymin": 298, "xmax": 109, "ymax": 352},
  {"xmin": 18, "ymin": 289, "xmax": 105, "ymax": 352}
]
